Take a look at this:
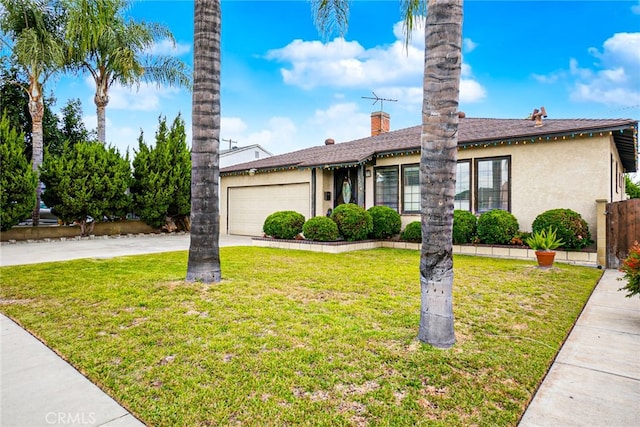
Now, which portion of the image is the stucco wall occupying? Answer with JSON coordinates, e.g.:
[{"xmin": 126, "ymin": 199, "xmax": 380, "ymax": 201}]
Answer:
[{"xmin": 221, "ymin": 169, "xmax": 313, "ymax": 234}]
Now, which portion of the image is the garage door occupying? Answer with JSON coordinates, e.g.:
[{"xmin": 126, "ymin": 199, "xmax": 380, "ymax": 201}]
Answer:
[{"xmin": 228, "ymin": 183, "xmax": 310, "ymax": 236}]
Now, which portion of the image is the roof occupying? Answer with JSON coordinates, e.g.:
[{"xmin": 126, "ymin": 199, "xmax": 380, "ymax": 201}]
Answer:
[
  {"xmin": 221, "ymin": 117, "xmax": 639, "ymax": 175},
  {"xmin": 220, "ymin": 144, "xmax": 273, "ymax": 157}
]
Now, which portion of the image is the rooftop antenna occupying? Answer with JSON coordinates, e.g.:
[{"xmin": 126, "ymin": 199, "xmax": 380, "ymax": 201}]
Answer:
[
  {"xmin": 361, "ymin": 91, "xmax": 397, "ymax": 112},
  {"xmin": 222, "ymin": 138, "xmax": 238, "ymax": 150}
]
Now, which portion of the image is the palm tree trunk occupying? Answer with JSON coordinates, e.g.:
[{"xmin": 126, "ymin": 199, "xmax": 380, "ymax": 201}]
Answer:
[
  {"xmin": 186, "ymin": 0, "xmax": 222, "ymax": 283},
  {"xmin": 418, "ymin": 0, "xmax": 463, "ymax": 348},
  {"xmin": 95, "ymin": 91, "xmax": 109, "ymax": 144},
  {"xmin": 28, "ymin": 94, "xmax": 44, "ymax": 226}
]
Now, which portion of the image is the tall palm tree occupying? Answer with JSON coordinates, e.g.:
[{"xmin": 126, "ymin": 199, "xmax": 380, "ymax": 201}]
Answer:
[
  {"xmin": 0, "ymin": 0, "xmax": 66, "ymax": 225},
  {"xmin": 313, "ymin": 0, "xmax": 462, "ymax": 347},
  {"xmin": 63, "ymin": 0, "xmax": 191, "ymax": 144},
  {"xmin": 186, "ymin": 0, "xmax": 222, "ymax": 283}
]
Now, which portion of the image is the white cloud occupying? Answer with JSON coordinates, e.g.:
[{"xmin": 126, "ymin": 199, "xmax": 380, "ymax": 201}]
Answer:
[
  {"xmin": 307, "ymin": 103, "xmax": 370, "ymax": 143},
  {"xmin": 463, "ymin": 38, "xmax": 478, "ymax": 53},
  {"xmin": 84, "ymin": 76, "xmax": 183, "ymax": 112},
  {"xmin": 146, "ymin": 38, "xmax": 191, "ymax": 56},
  {"xmin": 222, "ymin": 117, "xmax": 248, "ymax": 135},
  {"xmin": 238, "ymin": 116, "xmax": 298, "ymax": 153},
  {"xmin": 570, "ymin": 32, "xmax": 640, "ymax": 106},
  {"xmin": 265, "ymin": 19, "xmax": 486, "ymax": 108}
]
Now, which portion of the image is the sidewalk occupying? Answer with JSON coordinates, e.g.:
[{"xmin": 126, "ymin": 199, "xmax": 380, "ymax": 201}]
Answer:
[
  {"xmin": 519, "ymin": 269, "xmax": 640, "ymax": 427},
  {"xmin": 1, "ymin": 234, "xmax": 253, "ymax": 427}
]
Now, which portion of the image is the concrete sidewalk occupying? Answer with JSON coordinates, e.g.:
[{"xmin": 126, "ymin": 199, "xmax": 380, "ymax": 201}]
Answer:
[{"xmin": 519, "ymin": 269, "xmax": 640, "ymax": 427}]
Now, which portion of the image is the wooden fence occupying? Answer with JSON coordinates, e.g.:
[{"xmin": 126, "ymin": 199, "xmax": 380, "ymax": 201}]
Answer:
[{"xmin": 606, "ymin": 199, "xmax": 640, "ymax": 268}]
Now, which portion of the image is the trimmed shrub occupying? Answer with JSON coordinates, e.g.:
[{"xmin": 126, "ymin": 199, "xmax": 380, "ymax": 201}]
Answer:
[
  {"xmin": 531, "ymin": 208, "xmax": 592, "ymax": 250},
  {"xmin": 401, "ymin": 221, "xmax": 422, "ymax": 243},
  {"xmin": 619, "ymin": 241, "xmax": 640, "ymax": 298},
  {"xmin": 303, "ymin": 216, "xmax": 339, "ymax": 241},
  {"xmin": 263, "ymin": 211, "xmax": 305, "ymax": 239},
  {"xmin": 331, "ymin": 203, "xmax": 373, "ymax": 241},
  {"xmin": 368, "ymin": 205, "xmax": 401, "ymax": 239},
  {"xmin": 452, "ymin": 210, "xmax": 477, "ymax": 244},
  {"xmin": 477, "ymin": 209, "xmax": 519, "ymax": 245}
]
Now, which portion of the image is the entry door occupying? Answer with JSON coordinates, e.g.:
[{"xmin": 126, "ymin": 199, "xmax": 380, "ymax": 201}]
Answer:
[{"xmin": 334, "ymin": 168, "xmax": 359, "ymax": 207}]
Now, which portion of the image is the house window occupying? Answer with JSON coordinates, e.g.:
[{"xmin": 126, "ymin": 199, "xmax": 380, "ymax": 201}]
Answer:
[
  {"xmin": 475, "ymin": 156, "xmax": 510, "ymax": 212},
  {"xmin": 375, "ymin": 166, "xmax": 398, "ymax": 210},
  {"xmin": 402, "ymin": 165, "xmax": 420, "ymax": 213},
  {"xmin": 455, "ymin": 161, "xmax": 471, "ymax": 211},
  {"xmin": 255, "ymin": 151, "xmax": 260, "ymax": 159}
]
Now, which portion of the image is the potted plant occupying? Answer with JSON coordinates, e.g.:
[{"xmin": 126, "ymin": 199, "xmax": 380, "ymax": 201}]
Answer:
[{"xmin": 525, "ymin": 227, "xmax": 565, "ymax": 268}]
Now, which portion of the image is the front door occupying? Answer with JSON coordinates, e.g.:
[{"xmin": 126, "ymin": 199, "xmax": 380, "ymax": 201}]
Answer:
[{"xmin": 334, "ymin": 168, "xmax": 359, "ymax": 207}]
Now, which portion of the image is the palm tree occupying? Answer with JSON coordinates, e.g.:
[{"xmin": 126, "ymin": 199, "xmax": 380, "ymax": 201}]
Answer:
[
  {"xmin": 0, "ymin": 0, "xmax": 66, "ymax": 225},
  {"xmin": 313, "ymin": 0, "xmax": 462, "ymax": 347},
  {"xmin": 63, "ymin": 0, "xmax": 191, "ymax": 144},
  {"xmin": 186, "ymin": 0, "xmax": 222, "ymax": 283}
]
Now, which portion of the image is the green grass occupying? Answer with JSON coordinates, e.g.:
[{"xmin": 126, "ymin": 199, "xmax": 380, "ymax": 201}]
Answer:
[{"xmin": 0, "ymin": 247, "xmax": 601, "ymax": 426}]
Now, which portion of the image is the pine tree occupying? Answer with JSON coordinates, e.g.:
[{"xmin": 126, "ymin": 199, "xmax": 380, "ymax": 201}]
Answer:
[
  {"xmin": 131, "ymin": 114, "xmax": 191, "ymax": 230},
  {"xmin": 0, "ymin": 113, "xmax": 37, "ymax": 231},
  {"xmin": 40, "ymin": 141, "xmax": 132, "ymax": 235}
]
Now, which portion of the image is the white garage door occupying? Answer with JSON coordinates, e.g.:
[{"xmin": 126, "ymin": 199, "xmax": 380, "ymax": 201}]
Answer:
[{"xmin": 228, "ymin": 183, "xmax": 310, "ymax": 236}]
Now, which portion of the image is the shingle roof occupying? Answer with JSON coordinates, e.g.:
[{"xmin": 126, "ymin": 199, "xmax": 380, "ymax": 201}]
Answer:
[{"xmin": 221, "ymin": 117, "xmax": 638, "ymax": 174}]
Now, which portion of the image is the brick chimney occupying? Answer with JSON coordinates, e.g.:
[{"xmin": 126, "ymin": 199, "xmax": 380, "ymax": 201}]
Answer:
[{"xmin": 370, "ymin": 111, "xmax": 390, "ymax": 136}]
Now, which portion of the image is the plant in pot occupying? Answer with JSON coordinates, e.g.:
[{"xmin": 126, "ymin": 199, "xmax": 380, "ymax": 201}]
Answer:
[{"xmin": 525, "ymin": 227, "xmax": 565, "ymax": 268}]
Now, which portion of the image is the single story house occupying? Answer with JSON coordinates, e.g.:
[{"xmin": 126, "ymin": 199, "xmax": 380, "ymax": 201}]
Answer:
[
  {"xmin": 220, "ymin": 112, "xmax": 638, "ymax": 261},
  {"xmin": 220, "ymin": 143, "xmax": 273, "ymax": 168}
]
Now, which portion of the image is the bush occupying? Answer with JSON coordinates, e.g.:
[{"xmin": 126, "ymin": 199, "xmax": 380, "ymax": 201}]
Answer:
[
  {"xmin": 263, "ymin": 211, "xmax": 305, "ymax": 239},
  {"xmin": 303, "ymin": 216, "xmax": 339, "ymax": 241},
  {"xmin": 619, "ymin": 241, "xmax": 640, "ymax": 298},
  {"xmin": 368, "ymin": 205, "xmax": 401, "ymax": 239},
  {"xmin": 401, "ymin": 221, "xmax": 422, "ymax": 243},
  {"xmin": 477, "ymin": 209, "xmax": 519, "ymax": 245},
  {"xmin": 452, "ymin": 210, "xmax": 477, "ymax": 244},
  {"xmin": 331, "ymin": 203, "xmax": 373, "ymax": 241},
  {"xmin": 40, "ymin": 141, "xmax": 132, "ymax": 236},
  {"xmin": 0, "ymin": 113, "xmax": 37, "ymax": 231},
  {"xmin": 531, "ymin": 208, "xmax": 592, "ymax": 250},
  {"xmin": 131, "ymin": 115, "xmax": 191, "ymax": 229}
]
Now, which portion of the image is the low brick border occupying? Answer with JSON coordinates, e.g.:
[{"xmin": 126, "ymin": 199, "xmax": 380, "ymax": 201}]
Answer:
[{"xmin": 253, "ymin": 238, "xmax": 598, "ymax": 267}]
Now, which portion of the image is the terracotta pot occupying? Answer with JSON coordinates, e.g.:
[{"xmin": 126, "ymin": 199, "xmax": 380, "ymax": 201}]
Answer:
[{"xmin": 535, "ymin": 250, "xmax": 556, "ymax": 268}]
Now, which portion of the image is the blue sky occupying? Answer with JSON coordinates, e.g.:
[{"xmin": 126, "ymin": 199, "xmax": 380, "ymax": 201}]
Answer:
[{"xmin": 50, "ymin": 0, "xmax": 640, "ymax": 157}]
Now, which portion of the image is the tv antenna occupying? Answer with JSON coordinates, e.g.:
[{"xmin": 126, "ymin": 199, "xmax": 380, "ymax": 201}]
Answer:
[
  {"xmin": 361, "ymin": 91, "xmax": 397, "ymax": 111},
  {"xmin": 222, "ymin": 138, "xmax": 238, "ymax": 150}
]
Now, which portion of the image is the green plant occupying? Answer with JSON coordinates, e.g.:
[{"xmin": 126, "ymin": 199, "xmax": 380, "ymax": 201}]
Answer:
[
  {"xmin": 619, "ymin": 241, "xmax": 640, "ymax": 298},
  {"xmin": 400, "ymin": 221, "xmax": 422, "ymax": 243},
  {"xmin": 40, "ymin": 141, "xmax": 132, "ymax": 235},
  {"xmin": 525, "ymin": 227, "xmax": 565, "ymax": 251},
  {"xmin": 331, "ymin": 203, "xmax": 372, "ymax": 241},
  {"xmin": 0, "ymin": 113, "xmax": 37, "ymax": 231},
  {"xmin": 367, "ymin": 205, "xmax": 401, "ymax": 239},
  {"xmin": 302, "ymin": 216, "xmax": 339, "ymax": 241},
  {"xmin": 131, "ymin": 115, "xmax": 191, "ymax": 230},
  {"xmin": 532, "ymin": 209, "xmax": 592, "ymax": 250},
  {"xmin": 452, "ymin": 210, "xmax": 477, "ymax": 244},
  {"xmin": 477, "ymin": 210, "xmax": 519, "ymax": 245},
  {"xmin": 263, "ymin": 210, "xmax": 305, "ymax": 239}
]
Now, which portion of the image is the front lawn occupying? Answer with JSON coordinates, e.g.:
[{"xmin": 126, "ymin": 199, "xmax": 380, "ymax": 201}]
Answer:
[{"xmin": 0, "ymin": 248, "xmax": 601, "ymax": 426}]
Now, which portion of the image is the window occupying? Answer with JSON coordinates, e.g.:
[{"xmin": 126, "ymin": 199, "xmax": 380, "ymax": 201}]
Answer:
[
  {"xmin": 475, "ymin": 156, "xmax": 510, "ymax": 213},
  {"xmin": 255, "ymin": 151, "xmax": 260, "ymax": 159},
  {"xmin": 455, "ymin": 161, "xmax": 471, "ymax": 211},
  {"xmin": 402, "ymin": 165, "xmax": 420, "ymax": 213},
  {"xmin": 375, "ymin": 166, "xmax": 398, "ymax": 210}
]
